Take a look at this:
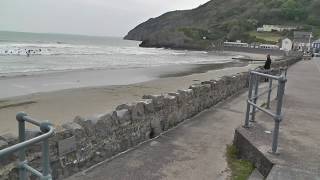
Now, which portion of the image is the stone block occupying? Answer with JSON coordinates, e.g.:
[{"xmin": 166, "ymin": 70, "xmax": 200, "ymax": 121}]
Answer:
[
  {"xmin": 116, "ymin": 109, "xmax": 131, "ymax": 125},
  {"xmin": 131, "ymin": 102, "xmax": 146, "ymax": 122},
  {"xmin": 0, "ymin": 133, "xmax": 17, "ymax": 146},
  {"xmin": 0, "ymin": 140, "xmax": 8, "ymax": 149},
  {"xmin": 61, "ymin": 122, "xmax": 85, "ymax": 138},
  {"xmin": 73, "ymin": 116, "xmax": 98, "ymax": 137},
  {"xmin": 140, "ymin": 99, "xmax": 154, "ymax": 113}
]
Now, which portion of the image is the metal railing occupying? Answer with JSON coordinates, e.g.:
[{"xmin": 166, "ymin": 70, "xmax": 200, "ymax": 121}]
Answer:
[
  {"xmin": 0, "ymin": 112, "xmax": 54, "ymax": 180},
  {"xmin": 244, "ymin": 68, "xmax": 287, "ymax": 154}
]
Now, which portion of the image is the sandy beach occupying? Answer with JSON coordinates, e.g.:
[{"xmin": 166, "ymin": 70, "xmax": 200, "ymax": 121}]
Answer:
[{"xmin": 0, "ymin": 52, "xmax": 272, "ymax": 134}]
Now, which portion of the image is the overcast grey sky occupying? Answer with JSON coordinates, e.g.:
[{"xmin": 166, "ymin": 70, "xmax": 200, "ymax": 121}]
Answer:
[{"xmin": 0, "ymin": 0, "xmax": 209, "ymax": 37}]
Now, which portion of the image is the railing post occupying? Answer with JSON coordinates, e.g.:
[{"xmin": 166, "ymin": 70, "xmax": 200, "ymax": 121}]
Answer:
[
  {"xmin": 266, "ymin": 79, "xmax": 273, "ymax": 109},
  {"xmin": 16, "ymin": 112, "xmax": 27, "ymax": 180},
  {"xmin": 250, "ymin": 74, "xmax": 259, "ymax": 122},
  {"xmin": 40, "ymin": 122, "xmax": 52, "ymax": 180},
  {"xmin": 271, "ymin": 75, "xmax": 287, "ymax": 154},
  {"xmin": 244, "ymin": 72, "xmax": 254, "ymax": 128}
]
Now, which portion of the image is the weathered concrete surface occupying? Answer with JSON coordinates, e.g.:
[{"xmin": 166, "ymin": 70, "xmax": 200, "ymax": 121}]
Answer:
[
  {"xmin": 248, "ymin": 169, "xmax": 264, "ymax": 180},
  {"xmin": 66, "ymin": 90, "xmax": 250, "ymax": 180},
  {"xmin": 235, "ymin": 58, "xmax": 320, "ymax": 179}
]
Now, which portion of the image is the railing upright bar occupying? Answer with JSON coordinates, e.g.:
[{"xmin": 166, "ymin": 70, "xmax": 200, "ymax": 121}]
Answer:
[
  {"xmin": 271, "ymin": 76, "xmax": 287, "ymax": 154},
  {"xmin": 250, "ymin": 74, "xmax": 259, "ymax": 122},
  {"xmin": 266, "ymin": 79, "xmax": 273, "ymax": 109},
  {"xmin": 42, "ymin": 138, "xmax": 52, "ymax": 180},
  {"xmin": 244, "ymin": 72, "xmax": 254, "ymax": 128},
  {"xmin": 17, "ymin": 113, "xmax": 27, "ymax": 180}
]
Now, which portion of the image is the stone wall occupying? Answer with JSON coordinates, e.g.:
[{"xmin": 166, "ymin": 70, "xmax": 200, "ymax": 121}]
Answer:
[{"xmin": 0, "ymin": 57, "xmax": 301, "ymax": 180}]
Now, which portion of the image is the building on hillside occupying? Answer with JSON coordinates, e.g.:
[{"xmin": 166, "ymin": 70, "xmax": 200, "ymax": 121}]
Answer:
[
  {"xmin": 312, "ymin": 39, "xmax": 320, "ymax": 53},
  {"xmin": 259, "ymin": 44, "xmax": 280, "ymax": 50},
  {"xmin": 257, "ymin": 25, "xmax": 297, "ymax": 32},
  {"xmin": 249, "ymin": 42, "xmax": 261, "ymax": 48},
  {"xmin": 223, "ymin": 40, "xmax": 249, "ymax": 48},
  {"xmin": 293, "ymin": 31, "xmax": 313, "ymax": 52},
  {"xmin": 280, "ymin": 38, "xmax": 293, "ymax": 52}
]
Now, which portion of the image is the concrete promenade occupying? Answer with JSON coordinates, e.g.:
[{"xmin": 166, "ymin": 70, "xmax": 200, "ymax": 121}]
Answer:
[
  {"xmin": 261, "ymin": 58, "xmax": 320, "ymax": 179},
  {"xmin": 67, "ymin": 58, "xmax": 319, "ymax": 180}
]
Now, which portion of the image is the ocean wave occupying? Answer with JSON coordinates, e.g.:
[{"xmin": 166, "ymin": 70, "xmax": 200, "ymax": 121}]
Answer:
[{"xmin": 0, "ymin": 42, "xmax": 208, "ymax": 56}]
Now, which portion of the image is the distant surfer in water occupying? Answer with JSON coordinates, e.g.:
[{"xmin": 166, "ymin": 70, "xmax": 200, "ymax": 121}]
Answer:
[{"xmin": 26, "ymin": 50, "xmax": 30, "ymax": 57}]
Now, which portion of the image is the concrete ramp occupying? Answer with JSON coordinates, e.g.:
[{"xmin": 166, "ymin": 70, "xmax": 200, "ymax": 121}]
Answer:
[{"xmin": 267, "ymin": 165, "xmax": 320, "ymax": 180}]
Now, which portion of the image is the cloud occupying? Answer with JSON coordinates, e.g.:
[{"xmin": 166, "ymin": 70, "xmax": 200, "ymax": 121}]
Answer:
[{"xmin": 0, "ymin": 0, "xmax": 209, "ymax": 36}]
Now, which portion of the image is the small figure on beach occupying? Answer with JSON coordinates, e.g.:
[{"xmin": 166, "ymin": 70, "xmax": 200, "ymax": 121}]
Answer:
[{"xmin": 264, "ymin": 54, "xmax": 271, "ymax": 70}]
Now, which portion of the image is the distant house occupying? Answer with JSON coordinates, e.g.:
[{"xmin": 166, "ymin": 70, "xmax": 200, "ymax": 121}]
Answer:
[
  {"xmin": 250, "ymin": 42, "xmax": 261, "ymax": 48},
  {"xmin": 281, "ymin": 38, "xmax": 293, "ymax": 52},
  {"xmin": 293, "ymin": 31, "xmax": 313, "ymax": 52},
  {"xmin": 223, "ymin": 40, "xmax": 249, "ymax": 48},
  {"xmin": 259, "ymin": 44, "xmax": 279, "ymax": 50},
  {"xmin": 257, "ymin": 25, "xmax": 297, "ymax": 32},
  {"xmin": 312, "ymin": 39, "xmax": 320, "ymax": 53}
]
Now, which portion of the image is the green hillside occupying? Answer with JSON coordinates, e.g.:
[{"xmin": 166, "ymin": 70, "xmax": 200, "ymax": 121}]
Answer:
[{"xmin": 124, "ymin": 0, "xmax": 320, "ymax": 50}]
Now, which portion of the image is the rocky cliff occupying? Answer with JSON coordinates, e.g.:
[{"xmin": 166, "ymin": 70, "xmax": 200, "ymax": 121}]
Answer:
[{"xmin": 124, "ymin": 0, "xmax": 320, "ymax": 50}]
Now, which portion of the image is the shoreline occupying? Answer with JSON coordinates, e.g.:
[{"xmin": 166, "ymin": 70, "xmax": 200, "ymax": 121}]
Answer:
[
  {"xmin": 0, "ymin": 61, "xmax": 248, "ymax": 99},
  {"xmin": 0, "ymin": 62, "xmax": 260, "ymax": 134},
  {"xmin": 0, "ymin": 51, "xmax": 278, "ymax": 134}
]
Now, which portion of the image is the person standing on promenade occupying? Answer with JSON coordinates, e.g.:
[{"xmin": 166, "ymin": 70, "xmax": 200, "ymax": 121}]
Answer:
[
  {"xmin": 263, "ymin": 54, "xmax": 272, "ymax": 82},
  {"xmin": 264, "ymin": 54, "xmax": 272, "ymax": 70}
]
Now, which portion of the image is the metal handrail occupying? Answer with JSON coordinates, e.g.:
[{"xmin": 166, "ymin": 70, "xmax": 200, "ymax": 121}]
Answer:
[
  {"xmin": 0, "ymin": 112, "xmax": 54, "ymax": 180},
  {"xmin": 244, "ymin": 69, "xmax": 287, "ymax": 154}
]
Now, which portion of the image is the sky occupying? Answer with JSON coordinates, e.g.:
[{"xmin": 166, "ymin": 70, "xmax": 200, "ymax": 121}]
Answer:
[{"xmin": 0, "ymin": 0, "xmax": 210, "ymax": 37}]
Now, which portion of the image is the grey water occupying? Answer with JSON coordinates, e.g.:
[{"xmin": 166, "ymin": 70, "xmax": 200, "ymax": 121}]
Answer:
[{"xmin": 0, "ymin": 31, "xmax": 238, "ymax": 76}]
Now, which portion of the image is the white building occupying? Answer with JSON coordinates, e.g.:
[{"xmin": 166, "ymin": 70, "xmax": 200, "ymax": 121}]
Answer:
[
  {"xmin": 293, "ymin": 31, "xmax": 313, "ymax": 52},
  {"xmin": 223, "ymin": 41, "xmax": 249, "ymax": 48},
  {"xmin": 257, "ymin": 25, "xmax": 297, "ymax": 32},
  {"xmin": 259, "ymin": 44, "xmax": 279, "ymax": 49},
  {"xmin": 312, "ymin": 39, "xmax": 320, "ymax": 53},
  {"xmin": 281, "ymin": 38, "xmax": 293, "ymax": 52}
]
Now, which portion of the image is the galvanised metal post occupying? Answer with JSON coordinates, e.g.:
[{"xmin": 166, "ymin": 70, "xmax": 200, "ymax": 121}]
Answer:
[
  {"xmin": 250, "ymin": 74, "xmax": 259, "ymax": 122},
  {"xmin": 271, "ymin": 75, "xmax": 287, "ymax": 154},
  {"xmin": 284, "ymin": 68, "xmax": 288, "ymax": 77},
  {"xmin": 16, "ymin": 112, "xmax": 27, "ymax": 180},
  {"xmin": 266, "ymin": 79, "xmax": 273, "ymax": 109},
  {"xmin": 40, "ymin": 122, "xmax": 52, "ymax": 180},
  {"xmin": 244, "ymin": 72, "xmax": 254, "ymax": 128}
]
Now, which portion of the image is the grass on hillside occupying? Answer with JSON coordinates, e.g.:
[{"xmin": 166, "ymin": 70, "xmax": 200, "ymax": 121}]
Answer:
[
  {"xmin": 249, "ymin": 31, "xmax": 283, "ymax": 43},
  {"xmin": 226, "ymin": 145, "xmax": 254, "ymax": 180}
]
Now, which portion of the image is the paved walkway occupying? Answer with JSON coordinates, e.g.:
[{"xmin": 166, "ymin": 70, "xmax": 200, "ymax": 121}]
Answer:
[
  {"xmin": 66, "ymin": 87, "xmax": 250, "ymax": 180},
  {"xmin": 67, "ymin": 58, "xmax": 320, "ymax": 180},
  {"xmin": 236, "ymin": 58, "xmax": 320, "ymax": 179},
  {"xmin": 258, "ymin": 58, "xmax": 320, "ymax": 179}
]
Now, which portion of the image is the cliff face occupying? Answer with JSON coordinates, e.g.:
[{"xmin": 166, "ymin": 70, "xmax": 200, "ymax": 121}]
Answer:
[{"xmin": 124, "ymin": 0, "xmax": 320, "ymax": 50}]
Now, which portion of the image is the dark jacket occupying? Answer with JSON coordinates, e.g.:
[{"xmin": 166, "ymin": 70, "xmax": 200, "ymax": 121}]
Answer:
[{"xmin": 264, "ymin": 57, "xmax": 271, "ymax": 69}]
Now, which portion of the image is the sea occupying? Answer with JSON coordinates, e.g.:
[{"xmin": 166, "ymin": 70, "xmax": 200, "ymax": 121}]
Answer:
[{"xmin": 0, "ymin": 31, "xmax": 239, "ymax": 76}]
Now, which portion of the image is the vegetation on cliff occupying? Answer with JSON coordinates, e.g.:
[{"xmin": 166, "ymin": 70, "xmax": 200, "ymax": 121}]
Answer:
[{"xmin": 124, "ymin": 0, "xmax": 320, "ymax": 50}]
